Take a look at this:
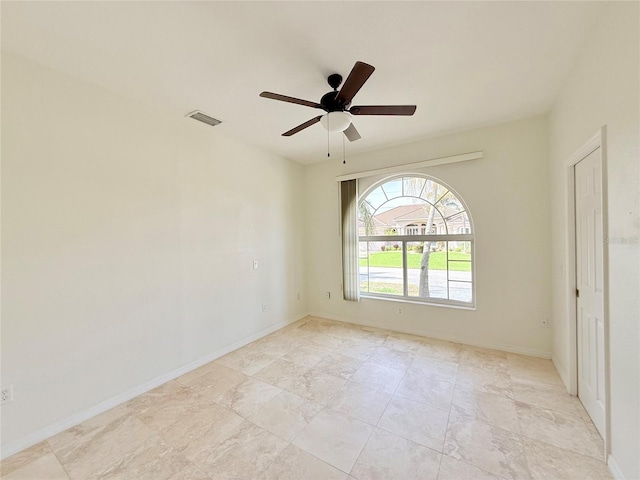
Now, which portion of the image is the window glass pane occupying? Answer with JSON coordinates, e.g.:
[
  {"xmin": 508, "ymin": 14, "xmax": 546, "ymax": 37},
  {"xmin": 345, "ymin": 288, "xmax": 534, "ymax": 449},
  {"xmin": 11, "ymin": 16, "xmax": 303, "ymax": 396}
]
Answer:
[
  {"xmin": 406, "ymin": 241, "xmax": 448, "ymax": 300},
  {"xmin": 359, "ymin": 241, "xmax": 404, "ymax": 296},
  {"xmin": 403, "ymin": 177, "xmax": 426, "ymax": 197},
  {"xmin": 381, "ymin": 178, "xmax": 403, "ymax": 200},
  {"xmin": 435, "ymin": 190, "xmax": 464, "ymax": 218},
  {"xmin": 448, "ymin": 281, "xmax": 473, "ymax": 303},
  {"xmin": 420, "ymin": 181, "xmax": 445, "ymax": 203},
  {"xmin": 358, "ymin": 175, "xmax": 474, "ymax": 307},
  {"xmin": 359, "ymin": 242, "xmax": 370, "ymax": 293},
  {"xmin": 358, "ymin": 202, "xmax": 376, "ymax": 236},
  {"xmin": 444, "ymin": 211, "xmax": 471, "ymax": 234},
  {"xmin": 364, "ymin": 186, "xmax": 387, "ymax": 209},
  {"xmin": 372, "ymin": 198, "xmax": 431, "ymax": 236},
  {"xmin": 448, "ymin": 242, "xmax": 472, "ymax": 302}
]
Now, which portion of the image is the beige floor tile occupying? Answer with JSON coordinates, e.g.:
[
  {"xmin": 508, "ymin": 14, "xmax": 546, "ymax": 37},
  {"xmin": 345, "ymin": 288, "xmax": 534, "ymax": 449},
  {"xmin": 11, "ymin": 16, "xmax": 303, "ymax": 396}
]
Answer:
[
  {"xmin": 173, "ymin": 361, "xmax": 220, "ymax": 385},
  {"xmin": 1, "ymin": 453, "xmax": 70, "ymax": 480},
  {"xmin": 522, "ymin": 437, "xmax": 612, "ymax": 480},
  {"xmin": 415, "ymin": 338, "xmax": 461, "ymax": 363},
  {"xmin": 213, "ymin": 376, "xmax": 282, "ymax": 417},
  {"xmin": 516, "ymin": 401, "xmax": 603, "ymax": 460},
  {"xmin": 507, "ymin": 354, "xmax": 563, "ymax": 386},
  {"xmin": 263, "ymin": 444, "xmax": 348, "ymax": 480},
  {"xmin": 443, "ymin": 414, "xmax": 530, "ymax": 479},
  {"xmin": 509, "ymin": 365, "xmax": 563, "ymax": 387},
  {"xmin": 189, "ymin": 421, "xmax": 288, "ymax": 479},
  {"xmin": 1, "ymin": 441, "xmax": 51, "ymax": 477},
  {"xmin": 350, "ymin": 428, "xmax": 440, "ymax": 480},
  {"xmin": 176, "ymin": 362, "xmax": 246, "ymax": 399},
  {"xmin": 451, "ymin": 388, "xmax": 520, "ymax": 433},
  {"xmin": 506, "ymin": 353, "xmax": 554, "ymax": 371},
  {"xmin": 328, "ymin": 381, "xmax": 392, "ymax": 425},
  {"xmin": 250, "ymin": 335, "xmax": 299, "ymax": 357},
  {"xmin": 368, "ymin": 346, "xmax": 415, "ymax": 370},
  {"xmin": 512, "ymin": 379, "xmax": 580, "ymax": 416},
  {"xmin": 159, "ymin": 401, "xmax": 244, "ymax": 453},
  {"xmin": 305, "ymin": 332, "xmax": 347, "ymax": 351},
  {"xmin": 338, "ymin": 339, "xmax": 381, "ymax": 361},
  {"xmin": 328, "ymin": 323, "xmax": 365, "ymax": 340},
  {"xmin": 314, "ymin": 352, "xmax": 364, "ymax": 380},
  {"xmin": 47, "ymin": 405, "xmax": 131, "ymax": 450},
  {"xmin": 293, "ymin": 408, "xmax": 374, "ymax": 473},
  {"xmin": 378, "ymin": 396, "xmax": 449, "ymax": 452},
  {"xmin": 285, "ymin": 369, "xmax": 347, "ymax": 405},
  {"xmin": 350, "ymin": 362, "xmax": 406, "ymax": 394},
  {"xmin": 459, "ymin": 346, "xmax": 509, "ymax": 371},
  {"xmin": 281, "ymin": 344, "xmax": 330, "ymax": 368},
  {"xmin": 456, "ymin": 364, "xmax": 513, "ymax": 399},
  {"xmin": 253, "ymin": 358, "xmax": 311, "ymax": 389},
  {"xmin": 408, "ymin": 355, "xmax": 458, "ymax": 383},
  {"xmin": 5, "ymin": 319, "xmax": 612, "ymax": 480},
  {"xmin": 396, "ymin": 371, "xmax": 455, "ymax": 411},
  {"xmin": 94, "ymin": 435, "xmax": 209, "ymax": 480},
  {"xmin": 437, "ymin": 455, "xmax": 505, "ymax": 480},
  {"xmin": 127, "ymin": 382, "xmax": 204, "ymax": 432},
  {"xmin": 382, "ymin": 332, "xmax": 424, "ymax": 353},
  {"xmin": 216, "ymin": 348, "xmax": 277, "ymax": 375},
  {"xmin": 48, "ymin": 411, "xmax": 156, "ymax": 479},
  {"xmin": 247, "ymin": 390, "xmax": 323, "ymax": 441}
]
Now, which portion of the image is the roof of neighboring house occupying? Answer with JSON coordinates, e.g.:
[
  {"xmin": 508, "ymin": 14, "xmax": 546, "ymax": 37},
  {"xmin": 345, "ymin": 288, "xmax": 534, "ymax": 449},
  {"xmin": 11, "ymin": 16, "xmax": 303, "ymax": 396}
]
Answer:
[{"xmin": 373, "ymin": 205, "xmax": 435, "ymax": 227}]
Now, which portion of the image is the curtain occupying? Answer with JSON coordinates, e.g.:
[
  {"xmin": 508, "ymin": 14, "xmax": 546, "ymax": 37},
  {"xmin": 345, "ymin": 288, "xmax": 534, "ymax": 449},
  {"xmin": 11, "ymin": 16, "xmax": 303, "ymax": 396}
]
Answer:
[{"xmin": 341, "ymin": 179, "xmax": 359, "ymax": 301}]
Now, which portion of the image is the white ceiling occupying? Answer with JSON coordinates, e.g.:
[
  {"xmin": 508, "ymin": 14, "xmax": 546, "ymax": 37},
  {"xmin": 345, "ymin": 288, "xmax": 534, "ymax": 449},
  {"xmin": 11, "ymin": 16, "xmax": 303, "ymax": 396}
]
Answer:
[{"xmin": 2, "ymin": 1, "xmax": 603, "ymax": 164}]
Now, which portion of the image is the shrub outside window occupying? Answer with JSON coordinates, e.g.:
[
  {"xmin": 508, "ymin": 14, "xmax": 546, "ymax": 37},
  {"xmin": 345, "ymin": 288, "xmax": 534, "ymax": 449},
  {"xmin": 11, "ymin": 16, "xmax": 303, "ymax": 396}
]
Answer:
[{"xmin": 358, "ymin": 175, "xmax": 474, "ymax": 307}]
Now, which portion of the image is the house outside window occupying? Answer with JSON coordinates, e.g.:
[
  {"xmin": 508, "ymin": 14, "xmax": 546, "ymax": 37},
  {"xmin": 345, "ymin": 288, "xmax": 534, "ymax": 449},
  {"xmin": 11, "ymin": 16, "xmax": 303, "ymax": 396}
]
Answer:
[{"xmin": 358, "ymin": 175, "xmax": 474, "ymax": 307}]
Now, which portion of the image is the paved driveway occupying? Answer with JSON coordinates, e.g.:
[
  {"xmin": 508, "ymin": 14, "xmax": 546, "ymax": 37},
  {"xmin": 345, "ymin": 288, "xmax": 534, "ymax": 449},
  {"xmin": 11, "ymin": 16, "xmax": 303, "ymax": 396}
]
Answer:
[{"xmin": 360, "ymin": 267, "xmax": 472, "ymax": 302}]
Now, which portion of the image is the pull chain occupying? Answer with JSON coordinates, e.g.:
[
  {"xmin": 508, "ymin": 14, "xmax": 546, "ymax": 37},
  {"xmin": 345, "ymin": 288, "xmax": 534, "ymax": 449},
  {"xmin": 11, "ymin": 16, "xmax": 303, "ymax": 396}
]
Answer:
[
  {"xmin": 342, "ymin": 133, "xmax": 346, "ymax": 164},
  {"xmin": 327, "ymin": 115, "xmax": 330, "ymax": 157}
]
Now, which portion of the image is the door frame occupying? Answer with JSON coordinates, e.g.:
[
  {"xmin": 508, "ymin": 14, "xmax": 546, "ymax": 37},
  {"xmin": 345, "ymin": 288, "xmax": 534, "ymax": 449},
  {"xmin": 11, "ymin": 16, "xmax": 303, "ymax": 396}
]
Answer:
[{"xmin": 564, "ymin": 126, "xmax": 610, "ymax": 454}]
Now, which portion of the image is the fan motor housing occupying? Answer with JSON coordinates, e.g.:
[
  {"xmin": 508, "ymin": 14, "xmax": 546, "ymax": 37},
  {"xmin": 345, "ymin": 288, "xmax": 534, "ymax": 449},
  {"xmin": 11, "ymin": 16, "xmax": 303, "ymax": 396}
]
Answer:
[{"xmin": 320, "ymin": 91, "xmax": 342, "ymax": 111}]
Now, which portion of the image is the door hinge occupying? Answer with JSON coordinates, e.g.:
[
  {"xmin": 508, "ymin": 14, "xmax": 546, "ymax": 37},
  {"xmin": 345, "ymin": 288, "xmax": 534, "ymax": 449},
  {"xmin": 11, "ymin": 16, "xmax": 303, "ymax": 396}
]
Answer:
[{"xmin": 576, "ymin": 288, "xmax": 580, "ymax": 298}]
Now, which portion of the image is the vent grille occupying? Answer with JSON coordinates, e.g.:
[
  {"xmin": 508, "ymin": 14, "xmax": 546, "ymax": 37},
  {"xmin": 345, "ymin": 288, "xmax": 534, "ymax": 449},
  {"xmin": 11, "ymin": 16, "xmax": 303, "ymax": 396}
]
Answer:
[{"xmin": 186, "ymin": 110, "xmax": 222, "ymax": 127}]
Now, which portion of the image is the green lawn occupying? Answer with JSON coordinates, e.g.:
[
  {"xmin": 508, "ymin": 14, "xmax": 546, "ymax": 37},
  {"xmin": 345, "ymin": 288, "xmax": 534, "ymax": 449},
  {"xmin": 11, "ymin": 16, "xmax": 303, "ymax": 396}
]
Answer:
[{"xmin": 359, "ymin": 251, "xmax": 471, "ymax": 271}]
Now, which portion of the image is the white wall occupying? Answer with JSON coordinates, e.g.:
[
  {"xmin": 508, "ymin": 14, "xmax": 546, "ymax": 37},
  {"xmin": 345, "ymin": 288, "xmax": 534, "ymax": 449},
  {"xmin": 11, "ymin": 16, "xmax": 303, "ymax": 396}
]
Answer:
[
  {"xmin": 305, "ymin": 115, "xmax": 552, "ymax": 357},
  {"xmin": 0, "ymin": 54, "xmax": 306, "ymax": 454},
  {"xmin": 549, "ymin": 3, "xmax": 639, "ymax": 479}
]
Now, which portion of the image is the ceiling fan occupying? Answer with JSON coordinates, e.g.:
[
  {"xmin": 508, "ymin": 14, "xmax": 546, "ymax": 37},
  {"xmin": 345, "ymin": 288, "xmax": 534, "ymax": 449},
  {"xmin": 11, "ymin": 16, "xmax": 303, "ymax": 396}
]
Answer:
[{"xmin": 260, "ymin": 61, "xmax": 417, "ymax": 142}]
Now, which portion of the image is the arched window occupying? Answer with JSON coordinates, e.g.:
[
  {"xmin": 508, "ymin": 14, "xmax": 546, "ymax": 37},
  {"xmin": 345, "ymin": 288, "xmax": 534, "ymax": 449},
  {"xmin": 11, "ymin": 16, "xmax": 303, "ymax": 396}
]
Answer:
[{"xmin": 358, "ymin": 175, "xmax": 474, "ymax": 306}]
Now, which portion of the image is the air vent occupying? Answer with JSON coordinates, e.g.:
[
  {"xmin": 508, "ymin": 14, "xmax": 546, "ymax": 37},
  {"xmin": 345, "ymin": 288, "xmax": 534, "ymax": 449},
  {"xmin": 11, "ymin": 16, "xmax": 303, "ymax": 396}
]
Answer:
[{"xmin": 186, "ymin": 110, "xmax": 222, "ymax": 127}]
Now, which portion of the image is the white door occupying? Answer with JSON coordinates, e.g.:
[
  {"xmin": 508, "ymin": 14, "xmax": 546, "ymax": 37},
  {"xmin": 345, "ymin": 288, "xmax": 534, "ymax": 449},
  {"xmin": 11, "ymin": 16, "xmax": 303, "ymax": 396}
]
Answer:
[{"xmin": 575, "ymin": 147, "xmax": 605, "ymax": 436}]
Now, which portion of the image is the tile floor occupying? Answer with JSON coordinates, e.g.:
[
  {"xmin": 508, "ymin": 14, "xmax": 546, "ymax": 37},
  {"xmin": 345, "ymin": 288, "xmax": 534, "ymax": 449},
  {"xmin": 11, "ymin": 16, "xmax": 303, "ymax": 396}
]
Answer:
[{"xmin": 1, "ymin": 317, "xmax": 613, "ymax": 480}]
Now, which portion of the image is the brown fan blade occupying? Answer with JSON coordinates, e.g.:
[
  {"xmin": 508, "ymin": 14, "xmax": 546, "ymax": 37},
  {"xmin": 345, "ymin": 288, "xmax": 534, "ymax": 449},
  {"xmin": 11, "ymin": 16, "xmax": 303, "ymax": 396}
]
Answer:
[
  {"xmin": 282, "ymin": 116, "xmax": 323, "ymax": 136},
  {"xmin": 343, "ymin": 123, "xmax": 361, "ymax": 142},
  {"xmin": 336, "ymin": 61, "xmax": 375, "ymax": 105},
  {"xmin": 260, "ymin": 92, "xmax": 325, "ymax": 110},
  {"xmin": 349, "ymin": 105, "xmax": 417, "ymax": 116}
]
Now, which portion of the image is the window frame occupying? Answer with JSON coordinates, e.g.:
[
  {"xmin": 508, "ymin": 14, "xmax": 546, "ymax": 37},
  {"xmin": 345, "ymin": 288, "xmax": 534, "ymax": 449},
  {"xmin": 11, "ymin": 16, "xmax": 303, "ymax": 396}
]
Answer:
[{"xmin": 358, "ymin": 174, "xmax": 475, "ymax": 308}]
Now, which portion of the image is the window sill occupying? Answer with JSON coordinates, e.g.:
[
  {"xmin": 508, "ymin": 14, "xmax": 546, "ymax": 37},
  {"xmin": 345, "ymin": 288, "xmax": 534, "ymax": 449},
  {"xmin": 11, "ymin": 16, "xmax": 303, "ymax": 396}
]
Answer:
[{"xmin": 359, "ymin": 294, "xmax": 476, "ymax": 311}]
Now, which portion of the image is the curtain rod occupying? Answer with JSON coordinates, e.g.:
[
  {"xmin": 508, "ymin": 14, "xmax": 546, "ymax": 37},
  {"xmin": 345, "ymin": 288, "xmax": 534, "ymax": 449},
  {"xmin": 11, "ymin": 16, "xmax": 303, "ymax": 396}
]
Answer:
[{"xmin": 335, "ymin": 151, "xmax": 483, "ymax": 182}]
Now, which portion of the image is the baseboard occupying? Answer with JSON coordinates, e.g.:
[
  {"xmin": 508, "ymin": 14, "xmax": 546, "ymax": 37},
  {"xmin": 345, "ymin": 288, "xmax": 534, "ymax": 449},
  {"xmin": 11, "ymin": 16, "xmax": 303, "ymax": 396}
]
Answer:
[
  {"xmin": 309, "ymin": 311, "xmax": 552, "ymax": 359},
  {"xmin": 607, "ymin": 454, "xmax": 625, "ymax": 480},
  {"xmin": 1, "ymin": 315, "xmax": 305, "ymax": 460}
]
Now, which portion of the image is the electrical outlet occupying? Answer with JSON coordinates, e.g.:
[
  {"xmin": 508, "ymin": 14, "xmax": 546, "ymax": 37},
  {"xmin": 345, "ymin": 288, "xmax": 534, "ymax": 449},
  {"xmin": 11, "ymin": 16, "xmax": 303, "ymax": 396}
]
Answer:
[
  {"xmin": 296, "ymin": 292, "xmax": 301, "ymax": 300},
  {"xmin": 1, "ymin": 385, "xmax": 14, "ymax": 404},
  {"xmin": 398, "ymin": 307, "xmax": 402, "ymax": 315},
  {"xmin": 540, "ymin": 318, "xmax": 549, "ymax": 328},
  {"xmin": 253, "ymin": 260, "xmax": 259, "ymax": 269},
  {"xmin": 262, "ymin": 303, "xmax": 267, "ymax": 312}
]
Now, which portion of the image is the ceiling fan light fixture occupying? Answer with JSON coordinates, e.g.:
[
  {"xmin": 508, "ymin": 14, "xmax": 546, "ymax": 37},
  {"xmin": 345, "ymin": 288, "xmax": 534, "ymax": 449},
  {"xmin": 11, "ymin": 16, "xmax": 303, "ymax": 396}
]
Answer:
[{"xmin": 320, "ymin": 111, "xmax": 352, "ymax": 132}]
